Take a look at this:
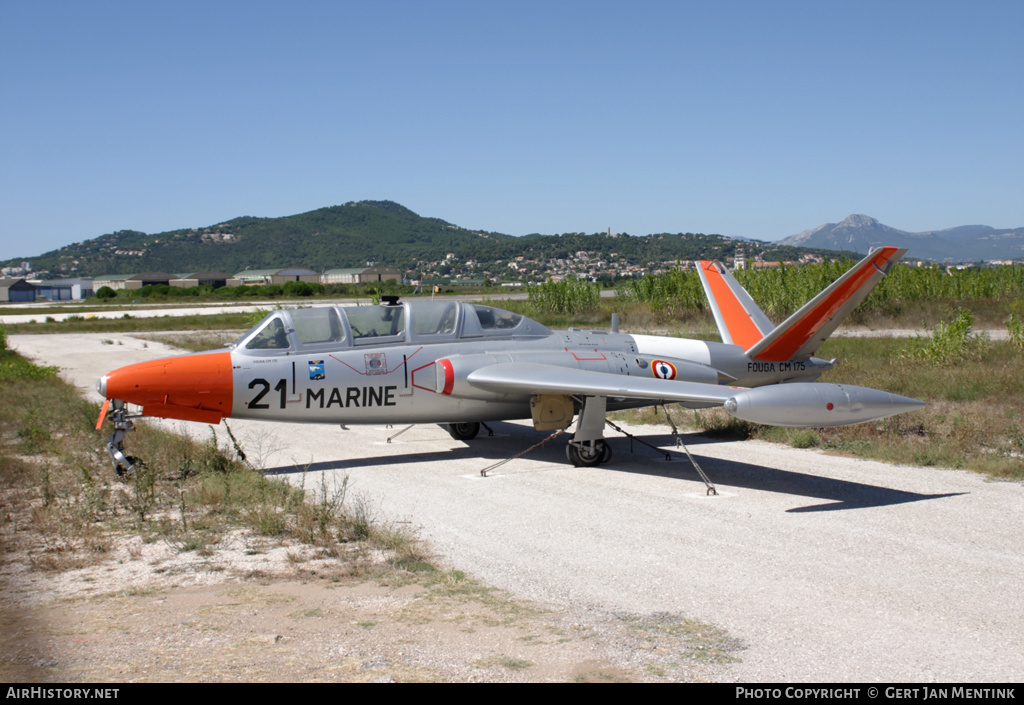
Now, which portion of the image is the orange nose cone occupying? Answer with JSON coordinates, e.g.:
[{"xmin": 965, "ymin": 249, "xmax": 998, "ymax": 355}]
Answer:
[{"xmin": 101, "ymin": 352, "xmax": 233, "ymax": 424}]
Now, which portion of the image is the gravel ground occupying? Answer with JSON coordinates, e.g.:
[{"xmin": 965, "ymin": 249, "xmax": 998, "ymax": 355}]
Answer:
[{"xmin": 9, "ymin": 333, "xmax": 1024, "ymax": 682}]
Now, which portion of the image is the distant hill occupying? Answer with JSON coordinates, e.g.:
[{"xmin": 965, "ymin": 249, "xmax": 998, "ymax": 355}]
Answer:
[
  {"xmin": 780, "ymin": 214, "xmax": 1024, "ymax": 262},
  {"xmin": 3, "ymin": 200, "xmax": 823, "ymax": 278},
  {"xmin": 8, "ymin": 201, "xmax": 516, "ymax": 277}
]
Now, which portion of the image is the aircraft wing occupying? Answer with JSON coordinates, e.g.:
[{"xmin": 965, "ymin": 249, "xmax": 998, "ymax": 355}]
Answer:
[
  {"xmin": 466, "ymin": 362, "xmax": 735, "ymax": 406},
  {"xmin": 466, "ymin": 362, "xmax": 924, "ymax": 427}
]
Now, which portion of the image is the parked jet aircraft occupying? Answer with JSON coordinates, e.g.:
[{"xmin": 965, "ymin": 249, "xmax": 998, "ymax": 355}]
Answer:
[{"xmin": 96, "ymin": 246, "xmax": 923, "ymax": 472}]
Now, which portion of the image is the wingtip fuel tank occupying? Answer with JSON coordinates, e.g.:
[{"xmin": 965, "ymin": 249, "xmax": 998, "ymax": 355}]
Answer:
[{"xmin": 723, "ymin": 383, "xmax": 925, "ymax": 428}]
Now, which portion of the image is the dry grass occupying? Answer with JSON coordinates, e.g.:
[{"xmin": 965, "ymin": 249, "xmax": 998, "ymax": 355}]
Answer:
[
  {"xmin": 0, "ymin": 350, "xmax": 431, "ymax": 579},
  {"xmin": 5, "ymin": 312, "xmax": 254, "ymax": 336},
  {"xmin": 135, "ymin": 331, "xmax": 245, "ymax": 353}
]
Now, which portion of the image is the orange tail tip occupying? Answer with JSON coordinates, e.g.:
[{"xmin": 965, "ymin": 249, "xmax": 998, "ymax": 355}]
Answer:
[{"xmin": 747, "ymin": 247, "xmax": 906, "ymax": 362}]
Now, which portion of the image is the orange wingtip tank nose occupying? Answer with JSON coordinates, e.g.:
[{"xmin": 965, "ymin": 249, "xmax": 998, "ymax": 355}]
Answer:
[{"xmin": 99, "ymin": 352, "xmax": 233, "ymax": 424}]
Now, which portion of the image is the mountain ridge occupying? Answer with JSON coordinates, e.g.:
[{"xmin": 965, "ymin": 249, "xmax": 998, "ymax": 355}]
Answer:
[
  {"xmin": 779, "ymin": 214, "xmax": 1024, "ymax": 261},
  {"xmin": 2, "ymin": 200, "xmax": 816, "ymax": 278},
  {"xmin": 6, "ymin": 204, "xmax": 1021, "ymax": 278}
]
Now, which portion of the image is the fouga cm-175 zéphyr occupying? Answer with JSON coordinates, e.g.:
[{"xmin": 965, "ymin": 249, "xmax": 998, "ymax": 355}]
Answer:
[{"xmin": 95, "ymin": 247, "xmax": 923, "ymax": 473}]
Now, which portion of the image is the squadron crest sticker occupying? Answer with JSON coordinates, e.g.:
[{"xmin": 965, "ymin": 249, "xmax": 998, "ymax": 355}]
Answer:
[{"xmin": 364, "ymin": 353, "xmax": 387, "ymax": 375}]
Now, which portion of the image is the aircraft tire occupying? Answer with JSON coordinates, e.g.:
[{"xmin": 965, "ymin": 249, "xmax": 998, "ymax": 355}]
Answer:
[
  {"xmin": 447, "ymin": 422, "xmax": 481, "ymax": 441},
  {"xmin": 566, "ymin": 440, "xmax": 609, "ymax": 467}
]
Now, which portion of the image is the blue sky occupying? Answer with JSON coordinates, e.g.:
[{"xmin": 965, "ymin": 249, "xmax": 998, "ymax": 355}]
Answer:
[{"xmin": 2, "ymin": 0, "xmax": 1021, "ymax": 261}]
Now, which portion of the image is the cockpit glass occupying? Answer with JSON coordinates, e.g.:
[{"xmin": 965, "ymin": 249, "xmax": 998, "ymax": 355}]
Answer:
[
  {"xmin": 291, "ymin": 308, "xmax": 345, "ymax": 345},
  {"xmin": 471, "ymin": 304, "xmax": 522, "ymax": 330},
  {"xmin": 410, "ymin": 301, "xmax": 458, "ymax": 336},
  {"xmin": 245, "ymin": 317, "xmax": 290, "ymax": 350},
  {"xmin": 344, "ymin": 305, "xmax": 405, "ymax": 340}
]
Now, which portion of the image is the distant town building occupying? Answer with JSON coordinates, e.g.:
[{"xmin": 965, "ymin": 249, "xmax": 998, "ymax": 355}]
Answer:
[
  {"xmin": 92, "ymin": 272, "xmax": 177, "ymax": 290},
  {"xmin": 0, "ymin": 278, "xmax": 36, "ymax": 302},
  {"xmin": 321, "ymin": 268, "xmax": 364, "ymax": 285},
  {"xmin": 1, "ymin": 262, "xmax": 32, "ymax": 277},
  {"xmin": 320, "ymin": 266, "xmax": 402, "ymax": 285},
  {"xmin": 31, "ymin": 278, "xmax": 94, "ymax": 300},
  {"xmin": 170, "ymin": 271, "xmax": 242, "ymax": 288},
  {"xmin": 234, "ymin": 268, "xmax": 320, "ymax": 286}
]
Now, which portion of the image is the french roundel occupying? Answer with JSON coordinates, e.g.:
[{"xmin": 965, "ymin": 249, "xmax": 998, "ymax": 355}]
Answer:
[{"xmin": 651, "ymin": 360, "xmax": 677, "ymax": 380}]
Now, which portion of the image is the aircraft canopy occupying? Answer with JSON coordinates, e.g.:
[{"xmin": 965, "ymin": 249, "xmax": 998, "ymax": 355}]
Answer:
[{"xmin": 236, "ymin": 300, "xmax": 550, "ymax": 354}]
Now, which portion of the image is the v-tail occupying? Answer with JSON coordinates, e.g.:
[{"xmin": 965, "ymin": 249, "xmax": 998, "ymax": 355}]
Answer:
[{"xmin": 697, "ymin": 247, "xmax": 907, "ymax": 362}]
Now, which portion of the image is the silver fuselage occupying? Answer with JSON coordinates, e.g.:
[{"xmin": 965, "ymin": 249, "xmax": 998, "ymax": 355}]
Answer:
[{"xmin": 228, "ymin": 301, "xmax": 830, "ymax": 425}]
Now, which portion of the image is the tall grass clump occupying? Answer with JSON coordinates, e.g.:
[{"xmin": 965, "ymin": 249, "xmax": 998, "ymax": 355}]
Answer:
[
  {"xmin": 527, "ymin": 278, "xmax": 600, "ymax": 316},
  {"xmin": 619, "ymin": 267, "xmax": 706, "ymax": 316},
  {"xmin": 734, "ymin": 258, "xmax": 853, "ymax": 318},
  {"xmin": 899, "ymin": 309, "xmax": 987, "ymax": 364},
  {"xmin": 861, "ymin": 263, "xmax": 1024, "ymax": 323},
  {"xmin": 1007, "ymin": 313, "xmax": 1024, "ymax": 350},
  {"xmin": 615, "ymin": 260, "xmax": 1024, "ymax": 328}
]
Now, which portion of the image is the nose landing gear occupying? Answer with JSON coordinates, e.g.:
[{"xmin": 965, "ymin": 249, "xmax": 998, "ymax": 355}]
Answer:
[{"xmin": 103, "ymin": 400, "xmax": 143, "ymax": 477}]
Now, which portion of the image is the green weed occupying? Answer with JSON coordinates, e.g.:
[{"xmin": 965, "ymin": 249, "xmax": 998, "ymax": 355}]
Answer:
[
  {"xmin": 899, "ymin": 309, "xmax": 987, "ymax": 364},
  {"xmin": 0, "ymin": 351, "xmax": 59, "ymax": 382},
  {"xmin": 473, "ymin": 655, "xmax": 533, "ymax": 671},
  {"xmin": 787, "ymin": 429, "xmax": 821, "ymax": 449},
  {"xmin": 1008, "ymin": 313, "xmax": 1024, "ymax": 350}
]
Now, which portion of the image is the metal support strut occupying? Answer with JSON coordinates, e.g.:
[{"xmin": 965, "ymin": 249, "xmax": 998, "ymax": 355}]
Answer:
[
  {"xmin": 604, "ymin": 418, "xmax": 671, "ymax": 461},
  {"xmin": 590, "ymin": 410, "xmax": 716, "ymax": 495},
  {"xmin": 479, "ymin": 428, "xmax": 565, "ymax": 477},
  {"xmin": 661, "ymin": 405, "xmax": 717, "ymax": 496},
  {"xmin": 387, "ymin": 424, "xmax": 416, "ymax": 443},
  {"xmin": 676, "ymin": 436, "xmax": 717, "ymax": 496},
  {"xmin": 105, "ymin": 401, "xmax": 143, "ymax": 477}
]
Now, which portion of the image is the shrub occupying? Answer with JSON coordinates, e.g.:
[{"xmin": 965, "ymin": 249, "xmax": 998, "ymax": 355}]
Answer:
[
  {"xmin": 899, "ymin": 309, "xmax": 987, "ymax": 365},
  {"xmin": 283, "ymin": 281, "xmax": 319, "ymax": 297},
  {"xmin": 1008, "ymin": 313, "xmax": 1024, "ymax": 350}
]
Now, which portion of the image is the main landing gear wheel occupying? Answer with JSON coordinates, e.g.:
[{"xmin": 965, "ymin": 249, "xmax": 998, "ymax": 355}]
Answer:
[
  {"xmin": 447, "ymin": 422, "xmax": 481, "ymax": 441},
  {"xmin": 566, "ymin": 439, "xmax": 612, "ymax": 467}
]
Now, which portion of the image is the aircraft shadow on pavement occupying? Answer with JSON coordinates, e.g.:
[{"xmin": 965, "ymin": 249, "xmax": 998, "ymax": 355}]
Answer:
[
  {"xmin": 262, "ymin": 422, "xmax": 964, "ymax": 513},
  {"xmin": 606, "ymin": 430, "xmax": 966, "ymax": 512},
  {"xmin": 262, "ymin": 422, "xmax": 566, "ymax": 475},
  {"xmin": 599, "ymin": 429, "xmax": 964, "ymax": 512}
]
